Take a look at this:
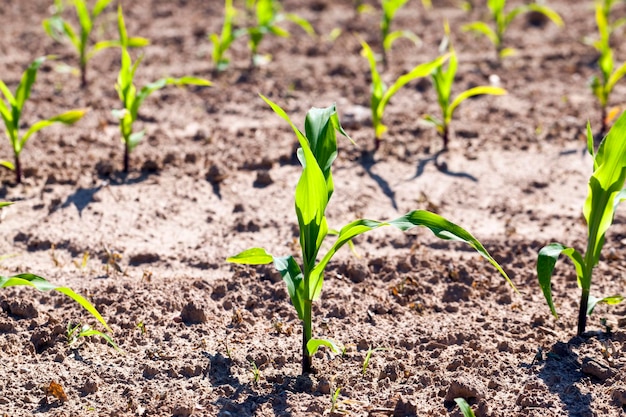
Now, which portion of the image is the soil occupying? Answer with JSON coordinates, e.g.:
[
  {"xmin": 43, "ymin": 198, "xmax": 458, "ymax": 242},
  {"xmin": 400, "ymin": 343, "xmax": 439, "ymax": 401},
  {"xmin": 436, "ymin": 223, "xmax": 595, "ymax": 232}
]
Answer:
[{"xmin": 0, "ymin": 0, "xmax": 626, "ymax": 416}]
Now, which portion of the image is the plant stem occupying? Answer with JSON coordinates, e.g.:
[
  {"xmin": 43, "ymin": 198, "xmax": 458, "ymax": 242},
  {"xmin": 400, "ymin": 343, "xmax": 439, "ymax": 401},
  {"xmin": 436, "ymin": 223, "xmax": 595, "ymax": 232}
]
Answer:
[
  {"xmin": 600, "ymin": 105, "xmax": 607, "ymax": 139},
  {"xmin": 14, "ymin": 152, "xmax": 21, "ymax": 184},
  {"xmin": 80, "ymin": 61, "xmax": 87, "ymax": 89},
  {"xmin": 123, "ymin": 144, "xmax": 130, "ymax": 173},
  {"xmin": 578, "ymin": 288, "xmax": 590, "ymax": 336},
  {"xmin": 302, "ymin": 300, "xmax": 312, "ymax": 374}
]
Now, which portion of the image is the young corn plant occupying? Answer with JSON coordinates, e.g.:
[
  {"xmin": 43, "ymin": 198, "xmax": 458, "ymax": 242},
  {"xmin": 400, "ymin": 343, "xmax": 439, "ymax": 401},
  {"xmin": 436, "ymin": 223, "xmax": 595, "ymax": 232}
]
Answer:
[
  {"xmin": 423, "ymin": 23, "xmax": 506, "ymax": 153},
  {"xmin": 244, "ymin": 0, "xmax": 315, "ymax": 67},
  {"xmin": 0, "ymin": 56, "xmax": 85, "ymax": 184},
  {"xmin": 113, "ymin": 6, "xmax": 211, "ymax": 173},
  {"xmin": 210, "ymin": 0, "xmax": 246, "ymax": 72},
  {"xmin": 590, "ymin": 0, "xmax": 626, "ymax": 137},
  {"xmin": 361, "ymin": 40, "xmax": 448, "ymax": 151},
  {"xmin": 537, "ymin": 112, "xmax": 626, "ymax": 337},
  {"xmin": 462, "ymin": 0, "xmax": 563, "ymax": 60},
  {"xmin": 66, "ymin": 322, "xmax": 118, "ymax": 350},
  {"xmin": 43, "ymin": 0, "xmax": 149, "ymax": 88},
  {"xmin": 228, "ymin": 95, "xmax": 514, "ymax": 374},
  {"xmin": 380, "ymin": 0, "xmax": 420, "ymax": 69}
]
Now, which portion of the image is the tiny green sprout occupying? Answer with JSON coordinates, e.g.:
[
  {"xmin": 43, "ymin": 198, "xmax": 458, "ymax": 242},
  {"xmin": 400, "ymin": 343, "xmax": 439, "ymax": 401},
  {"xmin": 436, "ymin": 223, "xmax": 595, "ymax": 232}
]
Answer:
[
  {"xmin": 244, "ymin": 0, "xmax": 315, "ymax": 67},
  {"xmin": 1, "ymin": 272, "xmax": 110, "ymax": 333},
  {"xmin": 361, "ymin": 40, "xmax": 449, "ymax": 152},
  {"xmin": 424, "ymin": 22, "xmax": 506, "ymax": 153},
  {"xmin": 455, "ymin": 398, "xmax": 476, "ymax": 417},
  {"xmin": 0, "ymin": 56, "xmax": 86, "ymax": 184},
  {"xmin": 537, "ymin": 112, "xmax": 626, "ymax": 336},
  {"xmin": 43, "ymin": 0, "xmax": 149, "ymax": 88},
  {"xmin": 590, "ymin": 0, "xmax": 626, "ymax": 137},
  {"xmin": 462, "ymin": 0, "xmax": 563, "ymax": 60},
  {"xmin": 136, "ymin": 321, "xmax": 146, "ymax": 335},
  {"xmin": 329, "ymin": 387, "xmax": 342, "ymax": 413},
  {"xmin": 113, "ymin": 5, "xmax": 211, "ymax": 173},
  {"xmin": 362, "ymin": 346, "xmax": 387, "ymax": 375},
  {"xmin": 250, "ymin": 361, "xmax": 260, "ymax": 384},
  {"xmin": 210, "ymin": 0, "xmax": 246, "ymax": 72},
  {"xmin": 67, "ymin": 322, "xmax": 119, "ymax": 350},
  {"xmin": 228, "ymin": 95, "xmax": 514, "ymax": 374},
  {"xmin": 380, "ymin": 0, "xmax": 421, "ymax": 69}
]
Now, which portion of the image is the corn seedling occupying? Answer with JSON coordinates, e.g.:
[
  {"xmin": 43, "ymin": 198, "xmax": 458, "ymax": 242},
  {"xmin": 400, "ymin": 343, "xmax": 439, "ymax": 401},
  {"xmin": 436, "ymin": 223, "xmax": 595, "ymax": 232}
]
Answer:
[
  {"xmin": 455, "ymin": 398, "xmax": 476, "ymax": 417},
  {"xmin": 1, "ymin": 272, "xmax": 110, "ymax": 332},
  {"xmin": 0, "ymin": 56, "xmax": 86, "ymax": 184},
  {"xmin": 43, "ymin": 0, "xmax": 149, "ymax": 88},
  {"xmin": 113, "ymin": 6, "xmax": 211, "ymax": 173},
  {"xmin": 244, "ymin": 0, "xmax": 315, "ymax": 67},
  {"xmin": 210, "ymin": 0, "xmax": 246, "ymax": 72},
  {"xmin": 424, "ymin": 22, "xmax": 506, "ymax": 153},
  {"xmin": 362, "ymin": 346, "xmax": 386, "ymax": 375},
  {"xmin": 67, "ymin": 322, "xmax": 119, "ymax": 350},
  {"xmin": 361, "ymin": 40, "xmax": 448, "ymax": 151},
  {"xmin": 590, "ymin": 0, "xmax": 626, "ymax": 137},
  {"xmin": 228, "ymin": 95, "xmax": 514, "ymax": 374},
  {"xmin": 329, "ymin": 387, "xmax": 342, "ymax": 413},
  {"xmin": 462, "ymin": 0, "xmax": 563, "ymax": 60},
  {"xmin": 250, "ymin": 360, "xmax": 260, "ymax": 384},
  {"xmin": 380, "ymin": 0, "xmax": 420, "ymax": 69},
  {"xmin": 537, "ymin": 112, "xmax": 626, "ymax": 336}
]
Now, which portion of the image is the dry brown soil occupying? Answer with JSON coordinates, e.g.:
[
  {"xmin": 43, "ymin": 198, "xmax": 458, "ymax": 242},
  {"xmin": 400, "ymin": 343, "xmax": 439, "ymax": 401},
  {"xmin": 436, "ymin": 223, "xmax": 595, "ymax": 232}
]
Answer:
[{"xmin": 1, "ymin": 0, "xmax": 626, "ymax": 416}]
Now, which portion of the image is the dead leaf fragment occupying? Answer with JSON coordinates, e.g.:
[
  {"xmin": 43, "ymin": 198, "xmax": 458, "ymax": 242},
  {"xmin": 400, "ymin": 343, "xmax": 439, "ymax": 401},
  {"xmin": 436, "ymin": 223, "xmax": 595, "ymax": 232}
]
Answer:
[{"xmin": 43, "ymin": 381, "xmax": 68, "ymax": 403}]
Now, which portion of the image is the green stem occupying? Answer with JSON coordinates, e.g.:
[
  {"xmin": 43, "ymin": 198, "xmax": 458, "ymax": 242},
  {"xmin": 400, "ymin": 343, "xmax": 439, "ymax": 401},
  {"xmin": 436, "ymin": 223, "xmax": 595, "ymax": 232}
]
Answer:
[
  {"xmin": 123, "ymin": 143, "xmax": 130, "ymax": 173},
  {"xmin": 302, "ymin": 300, "xmax": 312, "ymax": 374},
  {"xmin": 578, "ymin": 288, "xmax": 590, "ymax": 336},
  {"xmin": 14, "ymin": 151, "xmax": 21, "ymax": 184}
]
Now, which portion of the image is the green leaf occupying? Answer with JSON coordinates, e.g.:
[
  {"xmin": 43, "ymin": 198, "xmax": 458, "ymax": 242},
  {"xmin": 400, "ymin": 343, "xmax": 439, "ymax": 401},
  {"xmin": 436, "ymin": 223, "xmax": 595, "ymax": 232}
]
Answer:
[
  {"xmin": 583, "ymin": 111, "xmax": 626, "ymax": 268},
  {"xmin": 227, "ymin": 248, "xmax": 274, "ymax": 264},
  {"xmin": 284, "ymin": 13, "xmax": 315, "ymax": 36},
  {"xmin": 310, "ymin": 210, "xmax": 515, "ymax": 301},
  {"xmin": 447, "ymin": 86, "xmax": 506, "ymax": 124},
  {"xmin": 0, "ymin": 273, "xmax": 110, "ymax": 332},
  {"xmin": 587, "ymin": 294, "xmax": 624, "ymax": 315},
  {"xmin": 93, "ymin": 0, "xmax": 113, "ymax": 17},
  {"xmin": 273, "ymin": 255, "xmax": 305, "ymax": 320},
  {"xmin": 462, "ymin": 22, "xmax": 498, "ymax": 46},
  {"xmin": 20, "ymin": 109, "xmax": 86, "ymax": 148},
  {"xmin": 0, "ymin": 201, "xmax": 12, "ymax": 208},
  {"xmin": 383, "ymin": 30, "xmax": 420, "ymax": 52},
  {"xmin": 306, "ymin": 338, "xmax": 341, "ymax": 356},
  {"xmin": 454, "ymin": 398, "xmax": 476, "ymax": 417},
  {"xmin": 0, "ymin": 161, "xmax": 14, "ymax": 171},
  {"xmin": 537, "ymin": 243, "xmax": 586, "ymax": 318},
  {"xmin": 527, "ymin": 4, "xmax": 564, "ymax": 27},
  {"xmin": 15, "ymin": 56, "xmax": 47, "ymax": 114}
]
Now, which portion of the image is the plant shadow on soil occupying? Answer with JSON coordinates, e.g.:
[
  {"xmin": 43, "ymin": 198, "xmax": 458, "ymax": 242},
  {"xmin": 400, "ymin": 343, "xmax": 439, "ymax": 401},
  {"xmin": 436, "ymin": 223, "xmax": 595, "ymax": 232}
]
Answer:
[{"xmin": 208, "ymin": 352, "xmax": 316, "ymax": 417}]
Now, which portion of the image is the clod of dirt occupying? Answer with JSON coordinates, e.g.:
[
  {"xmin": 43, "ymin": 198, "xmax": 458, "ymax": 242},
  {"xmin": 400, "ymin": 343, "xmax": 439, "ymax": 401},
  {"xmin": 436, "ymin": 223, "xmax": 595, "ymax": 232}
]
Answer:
[
  {"xmin": 30, "ymin": 325, "xmax": 64, "ymax": 353},
  {"xmin": 316, "ymin": 378, "xmax": 331, "ymax": 394},
  {"xmin": 129, "ymin": 252, "xmax": 161, "ymax": 266},
  {"xmin": 172, "ymin": 403, "xmax": 194, "ymax": 417},
  {"xmin": 79, "ymin": 378, "xmax": 98, "ymax": 396},
  {"xmin": 180, "ymin": 302, "xmax": 206, "ymax": 324},
  {"xmin": 1, "ymin": 299, "xmax": 38, "ymax": 319},
  {"xmin": 581, "ymin": 357, "xmax": 615, "ymax": 380},
  {"xmin": 141, "ymin": 159, "xmax": 160, "ymax": 173},
  {"xmin": 206, "ymin": 164, "xmax": 226, "ymax": 184},
  {"xmin": 143, "ymin": 364, "xmax": 159, "ymax": 379},
  {"xmin": 392, "ymin": 394, "xmax": 417, "ymax": 417},
  {"xmin": 441, "ymin": 283, "xmax": 473, "ymax": 303},
  {"xmin": 445, "ymin": 378, "xmax": 485, "ymax": 402},
  {"xmin": 253, "ymin": 170, "xmax": 273, "ymax": 188},
  {"xmin": 341, "ymin": 105, "xmax": 371, "ymax": 129},
  {"xmin": 95, "ymin": 160, "xmax": 115, "ymax": 177}
]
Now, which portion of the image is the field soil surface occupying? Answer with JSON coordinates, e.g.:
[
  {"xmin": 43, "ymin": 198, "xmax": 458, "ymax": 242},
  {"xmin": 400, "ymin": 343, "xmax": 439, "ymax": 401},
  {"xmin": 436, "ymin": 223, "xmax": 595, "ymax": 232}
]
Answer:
[{"xmin": 1, "ymin": 0, "xmax": 626, "ymax": 416}]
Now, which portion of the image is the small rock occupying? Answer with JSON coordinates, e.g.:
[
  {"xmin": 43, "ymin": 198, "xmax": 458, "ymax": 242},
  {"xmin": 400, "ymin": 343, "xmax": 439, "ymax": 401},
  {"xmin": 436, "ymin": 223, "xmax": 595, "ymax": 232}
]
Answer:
[
  {"xmin": 180, "ymin": 302, "xmax": 206, "ymax": 324},
  {"xmin": 253, "ymin": 170, "xmax": 273, "ymax": 188},
  {"xmin": 143, "ymin": 365, "xmax": 159, "ymax": 379},
  {"xmin": 317, "ymin": 379, "xmax": 331, "ymax": 394},
  {"xmin": 172, "ymin": 404, "xmax": 194, "ymax": 417},
  {"xmin": 342, "ymin": 105, "xmax": 371, "ymax": 129},
  {"xmin": 581, "ymin": 357, "xmax": 615, "ymax": 380},
  {"xmin": 206, "ymin": 165, "xmax": 226, "ymax": 184},
  {"xmin": 80, "ymin": 379, "xmax": 98, "ymax": 395}
]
